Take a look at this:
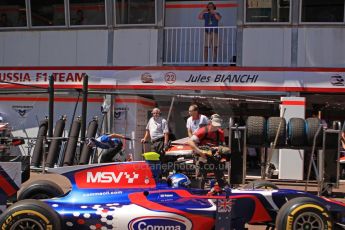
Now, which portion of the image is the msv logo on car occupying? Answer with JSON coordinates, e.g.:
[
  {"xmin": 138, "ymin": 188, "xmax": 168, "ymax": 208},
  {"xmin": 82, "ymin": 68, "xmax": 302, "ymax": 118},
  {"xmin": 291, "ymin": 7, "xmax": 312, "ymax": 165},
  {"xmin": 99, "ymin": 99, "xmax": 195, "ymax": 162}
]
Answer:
[
  {"xmin": 128, "ymin": 217, "xmax": 188, "ymax": 230},
  {"xmin": 86, "ymin": 172, "xmax": 139, "ymax": 183}
]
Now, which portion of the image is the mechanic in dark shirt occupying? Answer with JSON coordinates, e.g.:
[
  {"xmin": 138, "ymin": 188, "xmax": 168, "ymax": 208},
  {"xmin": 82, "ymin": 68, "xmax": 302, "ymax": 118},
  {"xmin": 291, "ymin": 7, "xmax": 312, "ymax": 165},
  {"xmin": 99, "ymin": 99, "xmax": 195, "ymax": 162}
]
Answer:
[{"xmin": 188, "ymin": 114, "xmax": 228, "ymax": 188}]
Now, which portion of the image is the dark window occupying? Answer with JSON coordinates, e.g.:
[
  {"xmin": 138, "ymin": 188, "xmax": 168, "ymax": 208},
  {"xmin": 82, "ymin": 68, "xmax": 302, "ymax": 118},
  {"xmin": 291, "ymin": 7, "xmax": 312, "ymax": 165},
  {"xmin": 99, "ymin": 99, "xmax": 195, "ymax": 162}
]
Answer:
[
  {"xmin": 246, "ymin": 0, "xmax": 290, "ymax": 23},
  {"xmin": 30, "ymin": 0, "xmax": 65, "ymax": 26},
  {"xmin": 69, "ymin": 0, "xmax": 105, "ymax": 26},
  {"xmin": 301, "ymin": 0, "xmax": 344, "ymax": 22},
  {"xmin": 0, "ymin": 0, "xmax": 27, "ymax": 27},
  {"xmin": 115, "ymin": 0, "xmax": 155, "ymax": 25}
]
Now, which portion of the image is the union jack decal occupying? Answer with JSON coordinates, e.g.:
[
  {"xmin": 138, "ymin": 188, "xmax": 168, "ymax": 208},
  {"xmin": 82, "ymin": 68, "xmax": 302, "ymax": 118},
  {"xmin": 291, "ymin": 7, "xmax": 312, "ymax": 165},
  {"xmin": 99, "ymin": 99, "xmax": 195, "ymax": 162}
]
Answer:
[
  {"xmin": 215, "ymin": 198, "xmax": 234, "ymax": 230},
  {"xmin": 217, "ymin": 198, "xmax": 233, "ymax": 213}
]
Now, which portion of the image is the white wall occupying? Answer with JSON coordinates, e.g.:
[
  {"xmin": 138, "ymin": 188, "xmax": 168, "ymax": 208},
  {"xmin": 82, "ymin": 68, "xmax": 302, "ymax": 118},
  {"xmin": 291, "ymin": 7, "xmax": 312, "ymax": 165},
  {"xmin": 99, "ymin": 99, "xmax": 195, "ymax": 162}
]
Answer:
[
  {"xmin": 76, "ymin": 30, "xmax": 108, "ymax": 66},
  {"xmin": 0, "ymin": 33, "xmax": 5, "ymax": 65},
  {"xmin": 0, "ymin": 29, "xmax": 159, "ymax": 66},
  {"xmin": 113, "ymin": 29, "xmax": 158, "ymax": 66},
  {"xmin": 39, "ymin": 31, "xmax": 77, "ymax": 66},
  {"xmin": 0, "ymin": 95, "xmax": 103, "ymax": 131},
  {"xmin": 0, "ymin": 30, "xmax": 109, "ymax": 66},
  {"xmin": 298, "ymin": 27, "xmax": 345, "ymax": 67},
  {"xmin": 242, "ymin": 28, "xmax": 292, "ymax": 67},
  {"xmin": 0, "ymin": 94, "xmax": 103, "ymax": 156},
  {"xmin": 2, "ymin": 32, "xmax": 40, "ymax": 66}
]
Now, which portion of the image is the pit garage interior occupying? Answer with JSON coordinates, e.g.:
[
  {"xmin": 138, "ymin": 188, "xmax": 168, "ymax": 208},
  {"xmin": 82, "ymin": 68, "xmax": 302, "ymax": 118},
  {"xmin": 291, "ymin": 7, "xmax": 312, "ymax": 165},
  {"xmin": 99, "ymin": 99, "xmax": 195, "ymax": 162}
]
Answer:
[
  {"xmin": 142, "ymin": 91, "xmax": 345, "ymax": 184},
  {"xmin": 148, "ymin": 92, "xmax": 345, "ymax": 139}
]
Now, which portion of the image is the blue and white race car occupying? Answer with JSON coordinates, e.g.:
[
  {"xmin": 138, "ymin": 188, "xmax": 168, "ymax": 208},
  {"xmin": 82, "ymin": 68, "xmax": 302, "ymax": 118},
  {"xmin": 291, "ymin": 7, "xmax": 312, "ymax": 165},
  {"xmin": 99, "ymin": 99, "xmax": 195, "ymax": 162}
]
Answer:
[{"xmin": 0, "ymin": 161, "xmax": 345, "ymax": 230}]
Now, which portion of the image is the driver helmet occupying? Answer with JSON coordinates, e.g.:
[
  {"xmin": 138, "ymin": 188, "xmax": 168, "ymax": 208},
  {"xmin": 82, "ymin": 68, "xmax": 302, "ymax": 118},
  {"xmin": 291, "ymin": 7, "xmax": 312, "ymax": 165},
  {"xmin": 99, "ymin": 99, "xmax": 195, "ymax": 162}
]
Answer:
[{"xmin": 167, "ymin": 173, "xmax": 191, "ymax": 188}]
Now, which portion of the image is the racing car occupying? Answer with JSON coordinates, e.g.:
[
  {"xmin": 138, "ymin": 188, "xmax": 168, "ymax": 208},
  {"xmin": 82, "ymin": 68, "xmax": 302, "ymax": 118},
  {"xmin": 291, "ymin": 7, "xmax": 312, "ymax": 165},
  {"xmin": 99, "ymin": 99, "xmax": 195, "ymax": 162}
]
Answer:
[{"xmin": 0, "ymin": 161, "xmax": 345, "ymax": 230}]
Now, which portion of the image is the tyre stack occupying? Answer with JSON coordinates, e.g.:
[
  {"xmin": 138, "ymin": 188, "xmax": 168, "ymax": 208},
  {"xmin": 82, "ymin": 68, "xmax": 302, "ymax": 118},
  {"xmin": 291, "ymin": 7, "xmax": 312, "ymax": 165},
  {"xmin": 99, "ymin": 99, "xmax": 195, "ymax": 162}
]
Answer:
[
  {"xmin": 246, "ymin": 116, "xmax": 323, "ymax": 149},
  {"xmin": 246, "ymin": 116, "xmax": 328, "ymax": 180}
]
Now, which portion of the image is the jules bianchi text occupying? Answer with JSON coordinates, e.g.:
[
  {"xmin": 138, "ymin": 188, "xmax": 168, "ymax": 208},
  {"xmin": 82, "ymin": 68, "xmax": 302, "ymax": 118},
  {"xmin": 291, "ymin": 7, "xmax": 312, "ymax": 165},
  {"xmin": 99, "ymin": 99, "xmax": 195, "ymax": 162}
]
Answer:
[{"xmin": 185, "ymin": 74, "xmax": 259, "ymax": 83}]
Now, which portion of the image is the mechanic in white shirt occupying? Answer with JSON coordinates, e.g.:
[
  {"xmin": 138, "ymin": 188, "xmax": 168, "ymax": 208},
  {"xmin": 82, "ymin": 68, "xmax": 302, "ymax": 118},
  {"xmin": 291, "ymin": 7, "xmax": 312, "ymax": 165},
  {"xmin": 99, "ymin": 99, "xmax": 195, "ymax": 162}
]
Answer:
[
  {"xmin": 186, "ymin": 104, "xmax": 209, "ymax": 137},
  {"xmin": 141, "ymin": 108, "xmax": 170, "ymax": 155}
]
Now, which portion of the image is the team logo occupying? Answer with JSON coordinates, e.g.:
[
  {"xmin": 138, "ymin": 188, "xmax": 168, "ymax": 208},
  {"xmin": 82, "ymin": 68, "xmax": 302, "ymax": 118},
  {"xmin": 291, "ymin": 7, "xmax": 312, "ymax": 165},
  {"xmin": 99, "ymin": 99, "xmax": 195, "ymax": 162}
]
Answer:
[
  {"xmin": 128, "ymin": 217, "xmax": 187, "ymax": 230},
  {"xmin": 12, "ymin": 105, "xmax": 33, "ymax": 117},
  {"xmin": 164, "ymin": 72, "xmax": 176, "ymax": 84},
  {"xmin": 330, "ymin": 75, "xmax": 344, "ymax": 86},
  {"xmin": 75, "ymin": 163, "xmax": 156, "ymax": 189},
  {"xmin": 141, "ymin": 73, "xmax": 153, "ymax": 83},
  {"xmin": 114, "ymin": 111, "xmax": 122, "ymax": 119},
  {"xmin": 114, "ymin": 107, "xmax": 128, "ymax": 120},
  {"xmin": 86, "ymin": 171, "xmax": 139, "ymax": 183}
]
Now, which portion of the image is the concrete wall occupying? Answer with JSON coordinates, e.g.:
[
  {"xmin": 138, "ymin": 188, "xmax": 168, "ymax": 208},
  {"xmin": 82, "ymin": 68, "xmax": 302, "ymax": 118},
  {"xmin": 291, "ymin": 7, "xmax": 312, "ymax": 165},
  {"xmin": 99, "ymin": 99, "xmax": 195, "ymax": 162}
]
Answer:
[
  {"xmin": 0, "ymin": 30, "xmax": 108, "ymax": 66},
  {"xmin": 242, "ymin": 27, "xmax": 292, "ymax": 67},
  {"xmin": 0, "ymin": 29, "xmax": 158, "ymax": 66},
  {"xmin": 113, "ymin": 29, "xmax": 158, "ymax": 66},
  {"xmin": 298, "ymin": 27, "xmax": 345, "ymax": 67},
  {"xmin": 242, "ymin": 26, "xmax": 345, "ymax": 67}
]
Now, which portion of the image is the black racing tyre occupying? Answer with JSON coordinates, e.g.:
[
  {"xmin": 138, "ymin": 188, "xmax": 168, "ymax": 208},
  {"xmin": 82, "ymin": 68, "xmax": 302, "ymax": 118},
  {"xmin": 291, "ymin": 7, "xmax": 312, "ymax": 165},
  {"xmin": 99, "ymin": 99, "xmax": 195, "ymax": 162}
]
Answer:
[
  {"xmin": 287, "ymin": 118, "xmax": 306, "ymax": 147},
  {"xmin": 0, "ymin": 199, "xmax": 61, "ymax": 230},
  {"xmin": 18, "ymin": 180, "xmax": 64, "ymax": 200},
  {"xmin": 305, "ymin": 117, "xmax": 323, "ymax": 147},
  {"xmin": 246, "ymin": 116, "xmax": 266, "ymax": 146},
  {"xmin": 267, "ymin": 117, "xmax": 286, "ymax": 146},
  {"xmin": 276, "ymin": 197, "xmax": 333, "ymax": 230},
  {"xmin": 243, "ymin": 180, "xmax": 279, "ymax": 190}
]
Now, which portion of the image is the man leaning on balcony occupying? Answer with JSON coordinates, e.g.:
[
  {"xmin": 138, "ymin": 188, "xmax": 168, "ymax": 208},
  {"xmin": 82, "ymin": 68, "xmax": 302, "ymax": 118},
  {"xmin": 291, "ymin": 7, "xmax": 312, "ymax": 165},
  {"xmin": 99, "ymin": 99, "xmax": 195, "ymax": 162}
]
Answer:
[{"xmin": 198, "ymin": 2, "xmax": 222, "ymax": 66}]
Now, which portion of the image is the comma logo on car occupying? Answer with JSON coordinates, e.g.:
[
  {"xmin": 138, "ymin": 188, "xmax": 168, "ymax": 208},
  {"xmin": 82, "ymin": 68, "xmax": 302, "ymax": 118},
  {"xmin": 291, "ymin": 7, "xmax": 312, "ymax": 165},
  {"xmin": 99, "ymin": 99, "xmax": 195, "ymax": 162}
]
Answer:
[
  {"xmin": 128, "ymin": 217, "xmax": 187, "ymax": 230},
  {"xmin": 86, "ymin": 172, "xmax": 139, "ymax": 183},
  {"xmin": 330, "ymin": 75, "xmax": 345, "ymax": 86}
]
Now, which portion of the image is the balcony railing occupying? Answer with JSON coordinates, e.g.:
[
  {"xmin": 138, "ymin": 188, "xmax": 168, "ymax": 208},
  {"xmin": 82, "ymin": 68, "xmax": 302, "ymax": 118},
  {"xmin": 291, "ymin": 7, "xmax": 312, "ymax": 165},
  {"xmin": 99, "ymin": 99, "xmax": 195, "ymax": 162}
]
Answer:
[{"xmin": 163, "ymin": 26, "xmax": 236, "ymax": 66}]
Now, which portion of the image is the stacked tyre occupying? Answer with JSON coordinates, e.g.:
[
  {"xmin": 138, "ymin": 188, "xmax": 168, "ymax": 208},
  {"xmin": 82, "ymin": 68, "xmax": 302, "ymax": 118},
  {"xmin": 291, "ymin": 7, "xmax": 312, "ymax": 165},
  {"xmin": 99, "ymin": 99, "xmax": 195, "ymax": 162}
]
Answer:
[
  {"xmin": 266, "ymin": 117, "xmax": 286, "ymax": 147},
  {"xmin": 246, "ymin": 116, "xmax": 266, "ymax": 146},
  {"xmin": 305, "ymin": 117, "xmax": 323, "ymax": 147},
  {"xmin": 246, "ymin": 116, "xmax": 323, "ymax": 148},
  {"xmin": 287, "ymin": 118, "xmax": 306, "ymax": 147},
  {"xmin": 246, "ymin": 116, "xmax": 286, "ymax": 147}
]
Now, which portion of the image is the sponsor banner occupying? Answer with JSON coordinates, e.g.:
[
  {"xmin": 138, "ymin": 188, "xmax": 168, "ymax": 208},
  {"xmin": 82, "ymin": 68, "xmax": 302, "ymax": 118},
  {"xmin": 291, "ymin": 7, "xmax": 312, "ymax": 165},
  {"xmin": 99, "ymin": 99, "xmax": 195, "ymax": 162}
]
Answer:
[{"xmin": 0, "ymin": 68, "xmax": 345, "ymax": 92}]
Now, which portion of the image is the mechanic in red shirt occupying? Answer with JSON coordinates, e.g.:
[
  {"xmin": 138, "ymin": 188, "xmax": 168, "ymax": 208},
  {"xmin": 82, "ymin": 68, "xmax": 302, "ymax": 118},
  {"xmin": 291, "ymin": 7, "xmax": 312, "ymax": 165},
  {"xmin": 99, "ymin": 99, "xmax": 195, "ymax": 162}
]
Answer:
[{"xmin": 188, "ymin": 114, "xmax": 227, "ymax": 188}]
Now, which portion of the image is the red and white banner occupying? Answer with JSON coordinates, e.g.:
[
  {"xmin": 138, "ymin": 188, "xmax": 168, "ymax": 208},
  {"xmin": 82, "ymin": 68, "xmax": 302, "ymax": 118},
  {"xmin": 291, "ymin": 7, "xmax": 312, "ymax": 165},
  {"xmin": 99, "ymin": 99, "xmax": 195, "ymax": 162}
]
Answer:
[{"xmin": 0, "ymin": 67, "xmax": 345, "ymax": 92}]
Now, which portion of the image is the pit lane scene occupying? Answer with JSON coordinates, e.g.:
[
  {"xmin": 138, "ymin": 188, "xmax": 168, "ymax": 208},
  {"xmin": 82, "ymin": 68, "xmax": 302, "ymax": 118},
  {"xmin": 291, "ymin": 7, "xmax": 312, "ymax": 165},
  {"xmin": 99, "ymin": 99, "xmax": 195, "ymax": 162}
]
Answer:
[
  {"xmin": 1, "ymin": 0, "xmax": 345, "ymax": 229},
  {"xmin": 1, "ymin": 76, "xmax": 345, "ymax": 230}
]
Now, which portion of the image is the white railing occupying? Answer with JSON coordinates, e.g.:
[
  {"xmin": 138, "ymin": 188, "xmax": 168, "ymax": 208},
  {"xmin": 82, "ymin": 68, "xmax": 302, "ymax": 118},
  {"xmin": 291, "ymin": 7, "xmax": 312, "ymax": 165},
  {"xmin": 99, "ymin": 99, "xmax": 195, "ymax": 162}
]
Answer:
[{"xmin": 163, "ymin": 26, "xmax": 236, "ymax": 66}]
